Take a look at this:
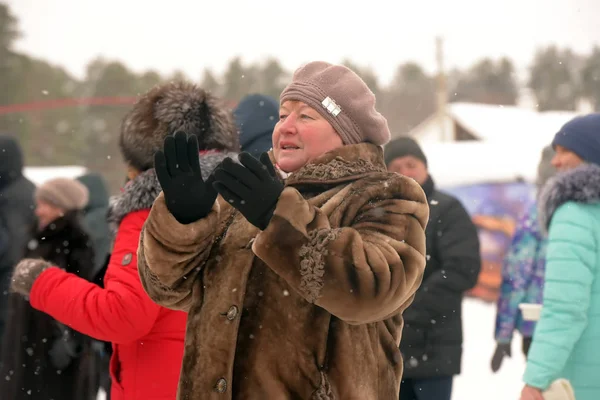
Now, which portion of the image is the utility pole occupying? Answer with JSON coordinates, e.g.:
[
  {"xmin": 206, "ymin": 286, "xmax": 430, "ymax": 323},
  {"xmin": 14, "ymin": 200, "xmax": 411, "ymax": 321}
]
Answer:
[{"xmin": 435, "ymin": 36, "xmax": 449, "ymax": 141}]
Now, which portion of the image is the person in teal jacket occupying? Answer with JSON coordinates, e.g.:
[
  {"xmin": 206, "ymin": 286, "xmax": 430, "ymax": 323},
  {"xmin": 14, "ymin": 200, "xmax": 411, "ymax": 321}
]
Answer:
[{"xmin": 520, "ymin": 113, "xmax": 600, "ymax": 400}]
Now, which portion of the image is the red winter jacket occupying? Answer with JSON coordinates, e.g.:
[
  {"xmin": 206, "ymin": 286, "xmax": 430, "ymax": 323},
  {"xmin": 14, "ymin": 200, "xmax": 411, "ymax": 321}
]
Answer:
[{"xmin": 29, "ymin": 209, "xmax": 187, "ymax": 400}]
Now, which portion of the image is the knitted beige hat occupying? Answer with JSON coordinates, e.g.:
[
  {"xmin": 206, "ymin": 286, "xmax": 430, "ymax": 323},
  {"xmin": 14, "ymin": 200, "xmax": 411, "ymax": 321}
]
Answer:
[
  {"xmin": 280, "ymin": 61, "xmax": 390, "ymax": 146},
  {"xmin": 35, "ymin": 178, "xmax": 89, "ymax": 211}
]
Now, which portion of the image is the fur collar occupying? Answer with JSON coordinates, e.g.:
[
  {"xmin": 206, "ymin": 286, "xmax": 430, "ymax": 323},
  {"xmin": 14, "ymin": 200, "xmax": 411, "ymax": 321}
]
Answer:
[
  {"xmin": 107, "ymin": 151, "xmax": 238, "ymax": 230},
  {"xmin": 107, "ymin": 168, "xmax": 161, "ymax": 231},
  {"xmin": 284, "ymin": 143, "xmax": 387, "ymax": 187},
  {"xmin": 32, "ymin": 210, "xmax": 87, "ymax": 242},
  {"xmin": 538, "ymin": 163, "xmax": 600, "ymax": 232}
]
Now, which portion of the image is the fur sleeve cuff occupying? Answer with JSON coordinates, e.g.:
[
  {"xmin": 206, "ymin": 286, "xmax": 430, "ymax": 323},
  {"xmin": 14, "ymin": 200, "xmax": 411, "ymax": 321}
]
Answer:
[
  {"xmin": 145, "ymin": 192, "xmax": 220, "ymax": 247},
  {"xmin": 141, "ymin": 191, "xmax": 221, "ymax": 291},
  {"xmin": 10, "ymin": 259, "xmax": 52, "ymax": 297},
  {"xmin": 264, "ymin": 187, "xmax": 329, "ymax": 235}
]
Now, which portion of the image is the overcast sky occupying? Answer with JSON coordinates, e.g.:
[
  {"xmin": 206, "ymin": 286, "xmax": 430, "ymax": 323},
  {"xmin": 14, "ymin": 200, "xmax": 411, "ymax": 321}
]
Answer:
[{"xmin": 6, "ymin": 0, "xmax": 600, "ymax": 85}]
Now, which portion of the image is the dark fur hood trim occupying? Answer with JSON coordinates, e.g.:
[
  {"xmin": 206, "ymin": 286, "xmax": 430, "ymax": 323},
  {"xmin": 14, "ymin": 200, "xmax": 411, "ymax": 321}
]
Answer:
[
  {"xmin": 107, "ymin": 151, "xmax": 239, "ymax": 231},
  {"xmin": 31, "ymin": 210, "xmax": 88, "ymax": 243},
  {"xmin": 538, "ymin": 163, "xmax": 600, "ymax": 232}
]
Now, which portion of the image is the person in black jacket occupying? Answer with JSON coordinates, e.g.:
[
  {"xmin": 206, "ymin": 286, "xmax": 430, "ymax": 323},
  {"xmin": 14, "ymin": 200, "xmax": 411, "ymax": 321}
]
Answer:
[
  {"xmin": 0, "ymin": 135, "xmax": 36, "ymax": 346},
  {"xmin": 385, "ymin": 137, "xmax": 481, "ymax": 400},
  {"xmin": 0, "ymin": 177, "xmax": 98, "ymax": 400}
]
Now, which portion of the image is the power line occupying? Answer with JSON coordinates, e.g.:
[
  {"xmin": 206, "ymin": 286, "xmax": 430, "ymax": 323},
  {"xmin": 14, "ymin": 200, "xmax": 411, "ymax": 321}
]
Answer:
[{"xmin": 0, "ymin": 97, "xmax": 137, "ymax": 115}]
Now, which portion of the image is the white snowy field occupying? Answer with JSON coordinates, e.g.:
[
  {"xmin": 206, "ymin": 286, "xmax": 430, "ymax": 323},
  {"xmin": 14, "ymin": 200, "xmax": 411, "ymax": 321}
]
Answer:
[
  {"xmin": 453, "ymin": 297, "xmax": 527, "ymax": 400},
  {"xmin": 97, "ymin": 297, "xmax": 525, "ymax": 400}
]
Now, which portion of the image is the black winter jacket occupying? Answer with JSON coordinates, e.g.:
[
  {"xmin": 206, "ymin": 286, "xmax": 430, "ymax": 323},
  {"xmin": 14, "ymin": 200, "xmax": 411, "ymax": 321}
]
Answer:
[
  {"xmin": 0, "ymin": 212, "xmax": 99, "ymax": 400},
  {"xmin": 400, "ymin": 176, "xmax": 481, "ymax": 378},
  {"xmin": 0, "ymin": 135, "xmax": 36, "ymax": 343}
]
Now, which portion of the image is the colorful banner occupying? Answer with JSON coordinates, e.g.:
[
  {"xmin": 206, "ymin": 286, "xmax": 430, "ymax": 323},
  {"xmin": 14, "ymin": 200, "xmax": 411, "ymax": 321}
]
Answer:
[{"xmin": 442, "ymin": 182, "xmax": 536, "ymax": 302}]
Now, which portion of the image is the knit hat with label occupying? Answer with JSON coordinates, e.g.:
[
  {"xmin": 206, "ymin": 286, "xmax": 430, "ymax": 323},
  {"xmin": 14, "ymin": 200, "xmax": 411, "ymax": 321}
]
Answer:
[{"xmin": 280, "ymin": 61, "xmax": 390, "ymax": 146}]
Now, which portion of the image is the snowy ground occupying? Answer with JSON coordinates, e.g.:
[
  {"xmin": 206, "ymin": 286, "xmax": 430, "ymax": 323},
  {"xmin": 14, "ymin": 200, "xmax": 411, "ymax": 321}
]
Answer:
[
  {"xmin": 453, "ymin": 297, "xmax": 527, "ymax": 400},
  {"xmin": 97, "ymin": 297, "xmax": 525, "ymax": 400}
]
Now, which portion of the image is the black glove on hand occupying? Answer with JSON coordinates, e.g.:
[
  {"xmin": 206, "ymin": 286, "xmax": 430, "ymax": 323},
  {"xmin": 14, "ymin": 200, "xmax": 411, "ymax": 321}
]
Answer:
[
  {"xmin": 213, "ymin": 152, "xmax": 284, "ymax": 230},
  {"xmin": 154, "ymin": 131, "xmax": 217, "ymax": 224},
  {"xmin": 490, "ymin": 342, "xmax": 511, "ymax": 373}
]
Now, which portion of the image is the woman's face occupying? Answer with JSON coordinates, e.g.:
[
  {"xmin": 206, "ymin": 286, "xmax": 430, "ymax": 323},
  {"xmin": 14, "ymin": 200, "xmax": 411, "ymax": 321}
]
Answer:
[
  {"xmin": 272, "ymin": 101, "xmax": 343, "ymax": 173},
  {"xmin": 551, "ymin": 145, "xmax": 584, "ymax": 171},
  {"xmin": 35, "ymin": 199, "xmax": 64, "ymax": 230}
]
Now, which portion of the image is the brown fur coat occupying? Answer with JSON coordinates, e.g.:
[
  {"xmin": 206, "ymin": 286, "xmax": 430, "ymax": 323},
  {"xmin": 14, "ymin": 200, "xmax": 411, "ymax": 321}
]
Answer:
[{"xmin": 138, "ymin": 143, "xmax": 429, "ymax": 400}]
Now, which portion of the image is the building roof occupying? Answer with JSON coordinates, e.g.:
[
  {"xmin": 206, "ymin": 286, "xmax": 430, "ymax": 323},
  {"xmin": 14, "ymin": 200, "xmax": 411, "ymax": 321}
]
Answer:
[
  {"xmin": 24, "ymin": 166, "xmax": 88, "ymax": 185},
  {"xmin": 405, "ymin": 102, "xmax": 580, "ymax": 146},
  {"xmin": 399, "ymin": 102, "xmax": 581, "ymax": 187},
  {"xmin": 420, "ymin": 141, "xmax": 545, "ymax": 187},
  {"xmin": 448, "ymin": 102, "xmax": 578, "ymax": 144}
]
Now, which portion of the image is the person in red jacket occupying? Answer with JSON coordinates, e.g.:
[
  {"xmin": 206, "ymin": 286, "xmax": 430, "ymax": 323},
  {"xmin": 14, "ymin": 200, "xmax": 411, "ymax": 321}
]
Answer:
[{"xmin": 8, "ymin": 81, "xmax": 240, "ymax": 400}]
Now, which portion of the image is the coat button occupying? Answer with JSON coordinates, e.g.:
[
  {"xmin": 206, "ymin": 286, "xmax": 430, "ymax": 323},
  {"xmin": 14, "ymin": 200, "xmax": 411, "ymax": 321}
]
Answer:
[
  {"xmin": 226, "ymin": 306, "xmax": 238, "ymax": 321},
  {"xmin": 214, "ymin": 378, "xmax": 227, "ymax": 393}
]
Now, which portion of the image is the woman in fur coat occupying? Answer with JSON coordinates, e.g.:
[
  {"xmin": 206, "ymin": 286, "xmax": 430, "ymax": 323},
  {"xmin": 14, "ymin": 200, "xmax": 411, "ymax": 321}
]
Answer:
[
  {"xmin": 139, "ymin": 61, "xmax": 429, "ymax": 400},
  {"xmin": 8, "ymin": 81, "xmax": 240, "ymax": 400},
  {"xmin": 0, "ymin": 177, "xmax": 97, "ymax": 400}
]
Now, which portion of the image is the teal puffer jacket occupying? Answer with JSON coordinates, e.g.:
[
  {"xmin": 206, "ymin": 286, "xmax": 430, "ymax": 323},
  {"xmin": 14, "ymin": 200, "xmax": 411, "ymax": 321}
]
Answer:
[{"xmin": 523, "ymin": 164, "xmax": 600, "ymax": 400}]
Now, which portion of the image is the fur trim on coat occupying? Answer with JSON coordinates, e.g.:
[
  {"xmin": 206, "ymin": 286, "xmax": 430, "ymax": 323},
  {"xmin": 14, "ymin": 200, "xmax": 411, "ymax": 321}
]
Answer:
[{"xmin": 538, "ymin": 163, "xmax": 600, "ymax": 232}]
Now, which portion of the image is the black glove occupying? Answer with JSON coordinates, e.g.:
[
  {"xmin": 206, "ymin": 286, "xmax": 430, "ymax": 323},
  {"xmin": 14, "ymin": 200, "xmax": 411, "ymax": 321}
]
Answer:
[
  {"xmin": 213, "ymin": 152, "xmax": 284, "ymax": 230},
  {"xmin": 154, "ymin": 131, "xmax": 218, "ymax": 224},
  {"xmin": 490, "ymin": 342, "xmax": 511, "ymax": 373}
]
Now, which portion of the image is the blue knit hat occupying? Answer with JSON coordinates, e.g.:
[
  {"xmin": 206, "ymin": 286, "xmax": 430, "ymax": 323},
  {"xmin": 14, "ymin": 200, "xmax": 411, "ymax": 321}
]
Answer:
[
  {"xmin": 234, "ymin": 94, "xmax": 278, "ymax": 158},
  {"xmin": 552, "ymin": 113, "xmax": 600, "ymax": 166}
]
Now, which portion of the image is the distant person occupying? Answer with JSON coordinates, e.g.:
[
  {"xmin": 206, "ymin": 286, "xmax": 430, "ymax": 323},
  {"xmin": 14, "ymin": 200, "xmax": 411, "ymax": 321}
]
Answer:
[
  {"xmin": 491, "ymin": 146, "xmax": 555, "ymax": 372},
  {"xmin": 234, "ymin": 93, "xmax": 278, "ymax": 157},
  {"xmin": 385, "ymin": 137, "xmax": 481, "ymax": 400},
  {"xmin": 0, "ymin": 135, "xmax": 36, "ymax": 346},
  {"xmin": 0, "ymin": 177, "xmax": 98, "ymax": 400}
]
